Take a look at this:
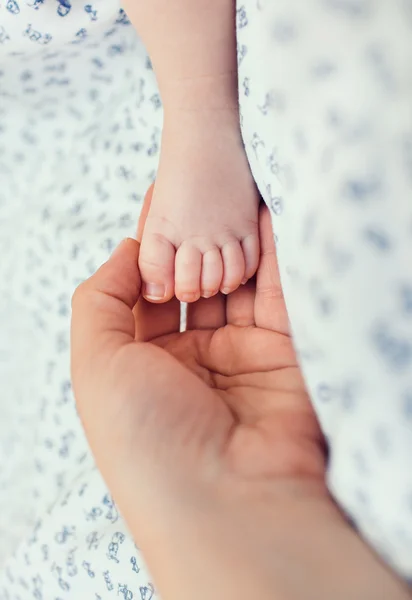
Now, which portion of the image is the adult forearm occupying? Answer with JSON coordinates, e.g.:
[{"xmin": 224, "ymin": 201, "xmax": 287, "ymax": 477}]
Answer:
[{"xmin": 123, "ymin": 483, "xmax": 411, "ymax": 600}]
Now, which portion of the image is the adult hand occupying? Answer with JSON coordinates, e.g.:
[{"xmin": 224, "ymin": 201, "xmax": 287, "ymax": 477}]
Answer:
[{"xmin": 71, "ymin": 188, "xmax": 410, "ymax": 600}]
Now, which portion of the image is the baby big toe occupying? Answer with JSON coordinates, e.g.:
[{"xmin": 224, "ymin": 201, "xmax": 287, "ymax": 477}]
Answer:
[
  {"xmin": 175, "ymin": 243, "xmax": 202, "ymax": 303},
  {"xmin": 139, "ymin": 232, "xmax": 175, "ymax": 303}
]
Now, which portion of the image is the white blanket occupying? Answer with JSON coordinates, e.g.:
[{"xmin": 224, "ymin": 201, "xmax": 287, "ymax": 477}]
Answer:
[{"xmin": 0, "ymin": 0, "xmax": 411, "ymax": 596}]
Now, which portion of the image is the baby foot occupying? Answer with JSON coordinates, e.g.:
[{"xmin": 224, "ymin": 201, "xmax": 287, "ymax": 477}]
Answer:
[{"xmin": 139, "ymin": 112, "xmax": 260, "ymax": 303}]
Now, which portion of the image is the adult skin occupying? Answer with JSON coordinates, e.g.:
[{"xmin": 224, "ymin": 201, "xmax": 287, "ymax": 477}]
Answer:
[{"xmin": 71, "ymin": 187, "xmax": 411, "ymax": 600}]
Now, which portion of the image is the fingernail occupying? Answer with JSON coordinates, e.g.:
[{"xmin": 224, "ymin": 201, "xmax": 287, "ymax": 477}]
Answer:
[
  {"xmin": 221, "ymin": 287, "xmax": 231, "ymax": 295},
  {"xmin": 202, "ymin": 290, "xmax": 212, "ymax": 299},
  {"xmin": 241, "ymin": 277, "xmax": 248, "ymax": 285},
  {"xmin": 144, "ymin": 282, "xmax": 165, "ymax": 300}
]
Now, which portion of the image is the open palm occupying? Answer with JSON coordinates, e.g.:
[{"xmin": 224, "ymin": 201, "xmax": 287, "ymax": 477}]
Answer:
[
  {"xmin": 71, "ymin": 194, "xmax": 411, "ymax": 600},
  {"xmin": 72, "ymin": 204, "xmax": 325, "ymax": 501}
]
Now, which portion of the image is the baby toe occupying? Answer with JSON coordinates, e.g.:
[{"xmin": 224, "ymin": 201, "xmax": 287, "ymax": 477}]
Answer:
[
  {"xmin": 200, "ymin": 248, "xmax": 223, "ymax": 299},
  {"xmin": 139, "ymin": 231, "xmax": 176, "ymax": 303},
  {"xmin": 241, "ymin": 232, "xmax": 260, "ymax": 283},
  {"xmin": 175, "ymin": 243, "xmax": 202, "ymax": 303},
  {"xmin": 220, "ymin": 240, "xmax": 246, "ymax": 295}
]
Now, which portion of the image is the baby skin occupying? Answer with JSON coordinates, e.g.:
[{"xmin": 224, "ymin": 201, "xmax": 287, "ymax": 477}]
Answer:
[{"xmin": 123, "ymin": 0, "xmax": 260, "ymax": 302}]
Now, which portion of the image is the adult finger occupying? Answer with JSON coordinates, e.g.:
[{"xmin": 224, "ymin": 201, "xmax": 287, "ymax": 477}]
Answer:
[
  {"xmin": 186, "ymin": 294, "xmax": 226, "ymax": 330},
  {"xmin": 71, "ymin": 238, "xmax": 141, "ymax": 397},
  {"xmin": 225, "ymin": 281, "xmax": 256, "ymax": 327},
  {"xmin": 254, "ymin": 206, "xmax": 290, "ymax": 336}
]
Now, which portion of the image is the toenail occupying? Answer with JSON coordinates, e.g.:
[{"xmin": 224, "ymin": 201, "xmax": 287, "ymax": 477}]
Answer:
[
  {"xmin": 144, "ymin": 282, "xmax": 165, "ymax": 300},
  {"xmin": 180, "ymin": 292, "xmax": 199, "ymax": 303}
]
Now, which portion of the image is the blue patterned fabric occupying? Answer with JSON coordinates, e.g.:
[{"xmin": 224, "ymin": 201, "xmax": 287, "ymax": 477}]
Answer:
[{"xmin": 0, "ymin": 0, "xmax": 411, "ymax": 596}]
